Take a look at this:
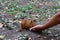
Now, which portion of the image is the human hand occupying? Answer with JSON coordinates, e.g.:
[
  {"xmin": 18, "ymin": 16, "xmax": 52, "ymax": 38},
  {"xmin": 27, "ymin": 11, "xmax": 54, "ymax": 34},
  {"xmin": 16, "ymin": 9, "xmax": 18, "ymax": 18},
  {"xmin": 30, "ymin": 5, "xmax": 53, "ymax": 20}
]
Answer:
[{"xmin": 30, "ymin": 25, "xmax": 43, "ymax": 31}]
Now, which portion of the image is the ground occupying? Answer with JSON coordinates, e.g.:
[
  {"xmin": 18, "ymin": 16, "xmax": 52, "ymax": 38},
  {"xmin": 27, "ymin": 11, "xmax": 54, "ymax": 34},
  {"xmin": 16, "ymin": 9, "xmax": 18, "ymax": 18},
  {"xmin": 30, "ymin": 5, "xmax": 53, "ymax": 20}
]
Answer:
[
  {"xmin": 0, "ymin": 0, "xmax": 60, "ymax": 40},
  {"xmin": 0, "ymin": 20, "xmax": 60, "ymax": 40}
]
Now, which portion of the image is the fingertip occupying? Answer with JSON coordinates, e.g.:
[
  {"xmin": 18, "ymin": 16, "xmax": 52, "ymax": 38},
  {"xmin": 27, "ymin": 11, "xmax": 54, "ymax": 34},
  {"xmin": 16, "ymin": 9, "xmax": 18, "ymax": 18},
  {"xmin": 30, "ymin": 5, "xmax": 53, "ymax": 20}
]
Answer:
[
  {"xmin": 29, "ymin": 28, "xmax": 32, "ymax": 31},
  {"xmin": 30, "ymin": 28, "xmax": 35, "ymax": 31}
]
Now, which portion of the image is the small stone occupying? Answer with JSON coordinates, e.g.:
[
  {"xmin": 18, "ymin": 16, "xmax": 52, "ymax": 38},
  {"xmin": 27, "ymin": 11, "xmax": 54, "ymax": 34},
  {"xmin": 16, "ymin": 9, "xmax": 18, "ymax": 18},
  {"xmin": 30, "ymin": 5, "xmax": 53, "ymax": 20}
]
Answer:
[
  {"xmin": 49, "ymin": 34, "xmax": 54, "ymax": 37},
  {"xmin": 39, "ymin": 3, "xmax": 43, "ymax": 5},
  {"xmin": 24, "ymin": 34, "xmax": 28, "ymax": 37},
  {"xmin": 8, "ymin": 39, "xmax": 11, "ymax": 40},
  {"xmin": 13, "ymin": 20, "xmax": 18, "ymax": 22},
  {"xmin": 37, "ymin": 35, "xmax": 41, "ymax": 38},
  {"xmin": 43, "ymin": 36, "xmax": 47, "ymax": 38},
  {"xmin": 4, "ymin": 25, "xmax": 7, "ymax": 27},
  {"xmin": 15, "ymin": 26, "xmax": 17, "ymax": 28},
  {"xmin": 51, "ymin": 39, "xmax": 54, "ymax": 40},
  {"xmin": 55, "ymin": 34, "xmax": 58, "ymax": 37},
  {"xmin": 18, "ymin": 37, "xmax": 22, "ymax": 40},
  {"xmin": 2, "ymin": 28, "xmax": 5, "ymax": 30},
  {"xmin": 16, "ymin": 29, "xmax": 22, "ymax": 32},
  {"xmin": 56, "ymin": 9, "xmax": 60, "ymax": 11},
  {"xmin": 5, "ymin": 7, "xmax": 8, "ymax": 9},
  {"xmin": 19, "ymin": 21, "xmax": 22, "ymax": 23},
  {"xmin": 16, "ymin": 6, "xmax": 19, "ymax": 8},
  {"xmin": 1, "ymin": 3, "xmax": 5, "ymax": 6},
  {"xmin": 0, "ymin": 23, "xmax": 3, "ymax": 28},
  {"xmin": 28, "ymin": 37, "xmax": 32, "ymax": 40},
  {"xmin": 47, "ymin": 31, "xmax": 52, "ymax": 34},
  {"xmin": 4, "ymin": 1, "xmax": 8, "ymax": 3},
  {"xmin": 0, "ymin": 35, "xmax": 5, "ymax": 39},
  {"xmin": 9, "ymin": 20, "xmax": 13, "ymax": 22},
  {"xmin": 15, "ymin": 16, "xmax": 17, "ymax": 18},
  {"xmin": 3, "ymin": 11, "xmax": 6, "ymax": 13},
  {"xmin": 23, "ymin": 36, "xmax": 26, "ymax": 39}
]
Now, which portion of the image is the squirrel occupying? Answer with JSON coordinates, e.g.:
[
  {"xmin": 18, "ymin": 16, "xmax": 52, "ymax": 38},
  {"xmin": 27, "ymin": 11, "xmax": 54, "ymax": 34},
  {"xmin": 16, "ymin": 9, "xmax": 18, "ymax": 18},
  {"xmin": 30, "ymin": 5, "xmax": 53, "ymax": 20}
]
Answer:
[{"xmin": 19, "ymin": 18, "xmax": 35, "ymax": 29}]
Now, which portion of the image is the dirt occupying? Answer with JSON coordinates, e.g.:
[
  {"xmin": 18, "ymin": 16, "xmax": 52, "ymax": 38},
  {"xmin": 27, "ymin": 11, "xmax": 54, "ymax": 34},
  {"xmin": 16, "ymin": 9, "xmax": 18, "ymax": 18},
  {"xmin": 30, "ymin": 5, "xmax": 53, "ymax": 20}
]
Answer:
[{"xmin": 0, "ymin": 20, "xmax": 60, "ymax": 40}]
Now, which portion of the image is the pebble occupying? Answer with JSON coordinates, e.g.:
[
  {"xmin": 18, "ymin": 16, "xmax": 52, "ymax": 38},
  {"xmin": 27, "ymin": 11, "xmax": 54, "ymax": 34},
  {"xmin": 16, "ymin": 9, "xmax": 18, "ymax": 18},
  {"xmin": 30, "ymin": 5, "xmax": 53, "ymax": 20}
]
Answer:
[
  {"xmin": 24, "ymin": 34, "xmax": 28, "ymax": 37},
  {"xmin": 28, "ymin": 37, "xmax": 32, "ymax": 40},
  {"xmin": 9, "ymin": 20, "xmax": 13, "ymax": 22},
  {"xmin": 48, "ymin": 34, "xmax": 54, "ymax": 37},
  {"xmin": 2, "ymin": 28, "xmax": 5, "ymax": 30},
  {"xmin": 43, "ymin": 36, "xmax": 47, "ymax": 38},
  {"xmin": 37, "ymin": 35, "xmax": 41, "ymax": 38},
  {"xmin": 19, "ymin": 21, "xmax": 22, "ymax": 23},
  {"xmin": 3, "ymin": 11, "xmax": 6, "ymax": 13},
  {"xmin": 16, "ymin": 6, "xmax": 19, "ymax": 8},
  {"xmin": 8, "ymin": 39, "xmax": 11, "ymax": 40},
  {"xmin": 4, "ymin": 1, "xmax": 8, "ymax": 3},
  {"xmin": 47, "ymin": 31, "xmax": 52, "ymax": 34},
  {"xmin": 0, "ymin": 23, "xmax": 3, "ymax": 28},
  {"xmin": 54, "ymin": 34, "xmax": 59, "ymax": 37},
  {"xmin": 5, "ymin": 7, "xmax": 8, "ymax": 9},
  {"xmin": 0, "ymin": 35, "xmax": 5, "ymax": 39},
  {"xmin": 1, "ymin": 3, "xmax": 5, "ymax": 6},
  {"xmin": 16, "ymin": 29, "xmax": 22, "ymax": 32},
  {"xmin": 51, "ymin": 39, "xmax": 54, "ymax": 40}
]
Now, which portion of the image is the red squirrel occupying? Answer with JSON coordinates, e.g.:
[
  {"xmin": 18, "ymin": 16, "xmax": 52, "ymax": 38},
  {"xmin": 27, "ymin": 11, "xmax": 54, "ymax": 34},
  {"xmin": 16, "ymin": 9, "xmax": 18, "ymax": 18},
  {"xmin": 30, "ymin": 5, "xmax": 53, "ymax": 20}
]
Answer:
[{"xmin": 19, "ymin": 18, "xmax": 35, "ymax": 29}]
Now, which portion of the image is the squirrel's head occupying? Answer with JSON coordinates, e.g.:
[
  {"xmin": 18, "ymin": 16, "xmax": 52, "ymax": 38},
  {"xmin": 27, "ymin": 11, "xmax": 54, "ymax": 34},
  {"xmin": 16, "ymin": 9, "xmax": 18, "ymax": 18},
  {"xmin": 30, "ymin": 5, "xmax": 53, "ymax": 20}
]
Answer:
[{"xmin": 19, "ymin": 18, "xmax": 35, "ymax": 29}]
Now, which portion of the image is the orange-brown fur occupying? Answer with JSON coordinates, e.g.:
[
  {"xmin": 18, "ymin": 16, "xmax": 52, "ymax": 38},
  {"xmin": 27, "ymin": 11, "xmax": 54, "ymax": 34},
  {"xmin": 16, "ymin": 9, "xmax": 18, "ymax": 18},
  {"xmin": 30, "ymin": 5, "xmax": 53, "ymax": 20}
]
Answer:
[{"xmin": 20, "ymin": 18, "xmax": 35, "ymax": 29}]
